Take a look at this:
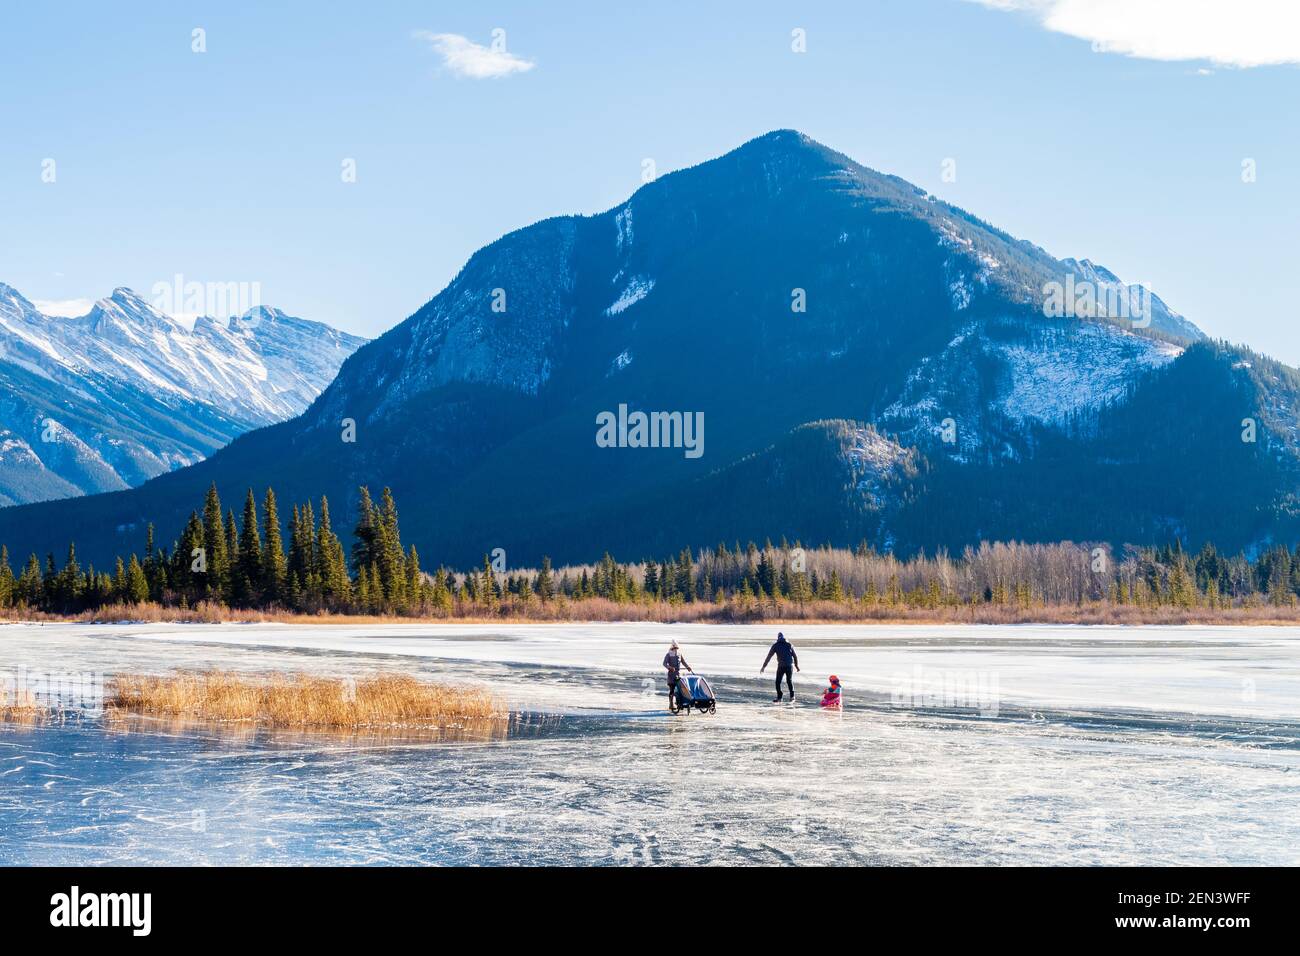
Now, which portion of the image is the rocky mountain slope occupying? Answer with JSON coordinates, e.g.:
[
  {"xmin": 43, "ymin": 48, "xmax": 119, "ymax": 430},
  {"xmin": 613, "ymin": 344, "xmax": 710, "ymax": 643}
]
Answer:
[
  {"xmin": 0, "ymin": 285, "xmax": 365, "ymax": 504},
  {"xmin": 3, "ymin": 130, "xmax": 1296, "ymax": 568}
]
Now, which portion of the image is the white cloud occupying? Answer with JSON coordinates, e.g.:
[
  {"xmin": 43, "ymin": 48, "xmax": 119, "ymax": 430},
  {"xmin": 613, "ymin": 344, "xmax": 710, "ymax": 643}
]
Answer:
[
  {"xmin": 413, "ymin": 31, "xmax": 535, "ymax": 79},
  {"xmin": 32, "ymin": 298, "xmax": 94, "ymax": 318},
  {"xmin": 968, "ymin": 0, "xmax": 1300, "ymax": 68}
]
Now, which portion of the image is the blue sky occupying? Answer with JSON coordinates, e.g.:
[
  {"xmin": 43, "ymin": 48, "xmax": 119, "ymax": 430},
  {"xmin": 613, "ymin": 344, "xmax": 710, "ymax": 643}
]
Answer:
[{"xmin": 3, "ymin": 0, "xmax": 1298, "ymax": 361}]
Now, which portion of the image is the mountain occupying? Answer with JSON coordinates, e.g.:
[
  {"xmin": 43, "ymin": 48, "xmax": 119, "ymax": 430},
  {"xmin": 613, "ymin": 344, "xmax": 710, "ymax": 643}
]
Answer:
[
  {"xmin": 2, "ymin": 129, "xmax": 1297, "ymax": 569},
  {"xmin": 0, "ymin": 285, "xmax": 366, "ymax": 505}
]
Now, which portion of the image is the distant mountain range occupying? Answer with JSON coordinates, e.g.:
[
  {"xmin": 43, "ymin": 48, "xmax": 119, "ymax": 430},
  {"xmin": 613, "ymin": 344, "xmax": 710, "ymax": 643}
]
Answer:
[
  {"xmin": 0, "ymin": 284, "xmax": 365, "ymax": 505},
  {"xmin": 2, "ymin": 130, "xmax": 1298, "ymax": 568}
]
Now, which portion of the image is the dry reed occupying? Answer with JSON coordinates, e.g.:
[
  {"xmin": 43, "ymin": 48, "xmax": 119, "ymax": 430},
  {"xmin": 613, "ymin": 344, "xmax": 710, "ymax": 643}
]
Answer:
[
  {"xmin": 106, "ymin": 671, "xmax": 504, "ymax": 729},
  {"xmin": 0, "ymin": 686, "xmax": 52, "ymax": 724},
  {"xmin": 11, "ymin": 596, "xmax": 1300, "ymax": 627}
]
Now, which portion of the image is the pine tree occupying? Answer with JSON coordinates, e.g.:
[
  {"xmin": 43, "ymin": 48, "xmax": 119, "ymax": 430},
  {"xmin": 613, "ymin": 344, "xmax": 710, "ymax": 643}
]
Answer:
[
  {"xmin": 19, "ymin": 554, "xmax": 43, "ymax": 607},
  {"xmin": 429, "ymin": 568, "xmax": 453, "ymax": 613},
  {"xmin": 1169, "ymin": 558, "xmax": 1197, "ymax": 608},
  {"xmin": 356, "ymin": 561, "xmax": 372, "ymax": 611},
  {"xmin": 643, "ymin": 560, "xmax": 658, "ymax": 600},
  {"xmin": 171, "ymin": 512, "xmax": 205, "ymax": 602},
  {"xmin": 536, "ymin": 556, "xmax": 555, "ymax": 601},
  {"xmin": 316, "ymin": 497, "xmax": 349, "ymax": 606},
  {"xmin": 674, "ymin": 548, "xmax": 693, "ymax": 602},
  {"xmin": 789, "ymin": 571, "xmax": 813, "ymax": 605},
  {"xmin": 112, "ymin": 556, "xmax": 127, "ymax": 603},
  {"xmin": 300, "ymin": 500, "xmax": 319, "ymax": 600},
  {"xmin": 376, "ymin": 488, "xmax": 406, "ymax": 609},
  {"xmin": 56, "ymin": 542, "xmax": 83, "ymax": 609},
  {"xmin": 143, "ymin": 524, "xmax": 167, "ymax": 602},
  {"xmin": 202, "ymin": 483, "xmax": 228, "ymax": 599},
  {"xmin": 365, "ymin": 563, "xmax": 383, "ymax": 613},
  {"xmin": 351, "ymin": 486, "xmax": 378, "ymax": 576},
  {"xmin": 819, "ymin": 569, "xmax": 846, "ymax": 603},
  {"xmin": 261, "ymin": 488, "xmax": 287, "ymax": 604},
  {"xmin": 0, "ymin": 545, "xmax": 16, "ymax": 608},
  {"xmin": 757, "ymin": 552, "xmax": 776, "ymax": 598},
  {"xmin": 236, "ymin": 490, "xmax": 262, "ymax": 606},
  {"xmin": 405, "ymin": 545, "xmax": 422, "ymax": 611},
  {"xmin": 224, "ymin": 510, "xmax": 239, "ymax": 604},
  {"xmin": 286, "ymin": 504, "xmax": 304, "ymax": 605},
  {"xmin": 126, "ymin": 555, "xmax": 149, "ymax": 604},
  {"xmin": 481, "ymin": 553, "xmax": 497, "ymax": 607}
]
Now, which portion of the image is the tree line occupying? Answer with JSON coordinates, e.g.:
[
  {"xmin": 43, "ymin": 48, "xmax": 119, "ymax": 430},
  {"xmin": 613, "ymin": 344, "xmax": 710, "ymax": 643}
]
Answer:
[{"xmin": 3, "ymin": 482, "xmax": 1300, "ymax": 616}]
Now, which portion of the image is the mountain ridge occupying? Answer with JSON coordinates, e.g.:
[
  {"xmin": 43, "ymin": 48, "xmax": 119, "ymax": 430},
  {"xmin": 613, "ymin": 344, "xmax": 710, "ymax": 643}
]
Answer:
[
  {"xmin": 0, "ymin": 283, "xmax": 366, "ymax": 505},
  {"xmin": 4, "ymin": 129, "xmax": 1295, "ymax": 571}
]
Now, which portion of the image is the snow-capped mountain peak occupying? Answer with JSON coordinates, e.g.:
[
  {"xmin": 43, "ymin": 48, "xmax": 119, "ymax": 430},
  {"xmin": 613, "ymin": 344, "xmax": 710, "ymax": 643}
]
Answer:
[
  {"xmin": 0, "ymin": 283, "xmax": 43, "ymax": 323},
  {"xmin": 83, "ymin": 287, "xmax": 181, "ymax": 346},
  {"xmin": 0, "ymin": 281, "xmax": 367, "ymax": 505}
]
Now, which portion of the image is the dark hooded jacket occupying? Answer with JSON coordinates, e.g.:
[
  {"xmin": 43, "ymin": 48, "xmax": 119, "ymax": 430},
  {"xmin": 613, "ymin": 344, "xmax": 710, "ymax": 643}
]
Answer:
[{"xmin": 763, "ymin": 637, "xmax": 798, "ymax": 670}]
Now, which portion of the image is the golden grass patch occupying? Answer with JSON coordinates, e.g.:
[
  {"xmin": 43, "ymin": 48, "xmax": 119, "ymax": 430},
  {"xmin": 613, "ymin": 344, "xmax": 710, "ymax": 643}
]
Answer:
[
  {"xmin": 106, "ymin": 671, "xmax": 504, "ymax": 730},
  {"xmin": 7, "ymin": 596, "xmax": 1299, "ymax": 627},
  {"xmin": 0, "ymin": 686, "xmax": 59, "ymax": 725}
]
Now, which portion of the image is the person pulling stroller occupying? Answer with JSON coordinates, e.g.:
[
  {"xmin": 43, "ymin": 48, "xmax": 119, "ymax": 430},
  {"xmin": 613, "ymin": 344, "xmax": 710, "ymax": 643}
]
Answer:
[{"xmin": 663, "ymin": 640, "xmax": 692, "ymax": 711}]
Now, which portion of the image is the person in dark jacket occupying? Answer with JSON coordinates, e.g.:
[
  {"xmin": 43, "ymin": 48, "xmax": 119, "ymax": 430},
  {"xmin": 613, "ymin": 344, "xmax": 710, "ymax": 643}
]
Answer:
[
  {"xmin": 761, "ymin": 632, "xmax": 800, "ymax": 701},
  {"xmin": 663, "ymin": 640, "xmax": 692, "ymax": 710}
]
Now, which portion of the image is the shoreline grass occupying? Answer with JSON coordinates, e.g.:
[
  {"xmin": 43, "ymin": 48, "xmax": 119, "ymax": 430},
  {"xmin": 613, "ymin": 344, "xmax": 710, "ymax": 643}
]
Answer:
[
  {"xmin": 104, "ymin": 671, "xmax": 505, "ymax": 729},
  {"xmin": 0, "ymin": 686, "xmax": 50, "ymax": 723},
  {"xmin": 7, "ymin": 598, "xmax": 1300, "ymax": 627}
]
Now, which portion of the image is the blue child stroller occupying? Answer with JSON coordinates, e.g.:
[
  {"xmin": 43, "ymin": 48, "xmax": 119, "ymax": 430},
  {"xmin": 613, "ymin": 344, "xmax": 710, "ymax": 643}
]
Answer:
[{"xmin": 671, "ymin": 673, "xmax": 717, "ymax": 714}]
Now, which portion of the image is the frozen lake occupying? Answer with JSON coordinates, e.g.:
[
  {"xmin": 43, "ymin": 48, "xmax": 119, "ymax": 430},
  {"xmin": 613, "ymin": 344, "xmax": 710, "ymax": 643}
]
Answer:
[{"xmin": 2, "ymin": 621, "xmax": 1299, "ymax": 865}]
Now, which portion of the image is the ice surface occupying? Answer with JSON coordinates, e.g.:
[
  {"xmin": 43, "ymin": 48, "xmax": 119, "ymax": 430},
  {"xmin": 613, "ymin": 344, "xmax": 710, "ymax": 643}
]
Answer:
[{"xmin": 2, "ymin": 622, "xmax": 1298, "ymax": 865}]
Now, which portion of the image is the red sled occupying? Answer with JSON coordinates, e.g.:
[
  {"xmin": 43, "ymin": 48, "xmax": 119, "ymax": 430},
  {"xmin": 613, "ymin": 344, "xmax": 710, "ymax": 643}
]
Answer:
[{"xmin": 820, "ymin": 693, "xmax": 841, "ymax": 709}]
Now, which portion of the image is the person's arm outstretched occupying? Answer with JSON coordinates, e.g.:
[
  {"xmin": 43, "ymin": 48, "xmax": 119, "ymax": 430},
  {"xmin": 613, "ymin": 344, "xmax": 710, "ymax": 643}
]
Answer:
[
  {"xmin": 792, "ymin": 647, "xmax": 800, "ymax": 671},
  {"xmin": 761, "ymin": 644, "xmax": 776, "ymax": 672}
]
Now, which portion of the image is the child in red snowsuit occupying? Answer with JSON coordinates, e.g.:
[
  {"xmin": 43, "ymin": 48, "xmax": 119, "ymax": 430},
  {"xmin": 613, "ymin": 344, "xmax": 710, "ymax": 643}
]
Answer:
[{"xmin": 820, "ymin": 675, "xmax": 842, "ymax": 708}]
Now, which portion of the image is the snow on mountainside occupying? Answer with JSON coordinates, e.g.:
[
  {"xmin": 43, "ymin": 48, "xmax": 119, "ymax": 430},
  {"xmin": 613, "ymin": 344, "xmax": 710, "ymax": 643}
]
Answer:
[
  {"xmin": 1060, "ymin": 257, "xmax": 1202, "ymax": 343},
  {"xmin": 844, "ymin": 426, "xmax": 911, "ymax": 508},
  {"xmin": 70, "ymin": 289, "xmax": 364, "ymax": 424},
  {"xmin": 605, "ymin": 276, "xmax": 655, "ymax": 316},
  {"xmin": 994, "ymin": 324, "xmax": 1182, "ymax": 424},
  {"xmin": 13, "ymin": 130, "xmax": 1286, "ymax": 570},
  {"xmin": 880, "ymin": 317, "xmax": 1183, "ymax": 457},
  {"xmin": 0, "ymin": 283, "xmax": 365, "ymax": 505}
]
